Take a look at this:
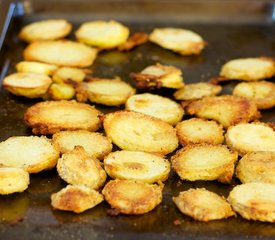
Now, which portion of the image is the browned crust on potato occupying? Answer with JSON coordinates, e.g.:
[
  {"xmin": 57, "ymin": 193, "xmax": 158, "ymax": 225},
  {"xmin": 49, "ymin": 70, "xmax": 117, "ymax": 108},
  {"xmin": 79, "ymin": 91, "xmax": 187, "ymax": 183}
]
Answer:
[{"xmin": 118, "ymin": 32, "xmax": 149, "ymax": 51}]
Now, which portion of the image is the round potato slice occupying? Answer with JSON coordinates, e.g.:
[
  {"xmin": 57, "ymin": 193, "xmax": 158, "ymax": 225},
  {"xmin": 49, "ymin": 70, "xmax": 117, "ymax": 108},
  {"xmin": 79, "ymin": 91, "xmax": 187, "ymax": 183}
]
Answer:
[
  {"xmin": 0, "ymin": 168, "xmax": 30, "ymax": 195},
  {"xmin": 173, "ymin": 188, "xmax": 235, "ymax": 221},
  {"xmin": 75, "ymin": 20, "xmax": 129, "ymax": 49},
  {"xmin": 52, "ymin": 130, "xmax": 112, "ymax": 160},
  {"xmin": 236, "ymin": 151, "xmax": 275, "ymax": 184},
  {"xmin": 24, "ymin": 100, "xmax": 102, "ymax": 134},
  {"xmin": 0, "ymin": 136, "xmax": 59, "ymax": 173},
  {"xmin": 52, "ymin": 67, "xmax": 86, "ymax": 84},
  {"xmin": 173, "ymin": 82, "xmax": 222, "ymax": 101},
  {"xmin": 103, "ymin": 110, "xmax": 178, "ymax": 155},
  {"xmin": 149, "ymin": 28, "xmax": 206, "ymax": 55},
  {"xmin": 171, "ymin": 144, "xmax": 238, "ymax": 183},
  {"xmin": 186, "ymin": 95, "xmax": 260, "ymax": 128},
  {"xmin": 225, "ymin": 122, "xmax": 275, "ymax": 156},
  {"xmin": 104, "ymin": 150, "xmax": 170, "ymax": 183},
  {"xmin": 220, "ymin": 57, "xmax": 275, "ymax": 81},
  {"xmin": 51, "ymin": 185, "xmax": 104, "ymax": 213},
  {"xmin": 47, "ymin": 83, "xmax": 75, "ymax": 100},
  {"xmin": 19, "ymin": 19, "xmax": 72, "ymax": 42},
  {"xmin": 102, "ymin": 179, "xmax": 163, "ymax": 215},
  {"xmin": 23, "ymin": 40, "xmax": 98, "ymax": 67},
  {"xmin": 176, "ymin": 118, "xmax": 224, "ymax": 145},
  {"xmin": 3, "ymin": 72, "xmax": 52, "ymax": 98},
  {"xmin": 126, "ymin": 93, "xmax": 184, "ymax": 125},
  {"xmin": 57, "ymin": 146, "xmax": 106, "ymax": 189},
  {"xmin": 16, "ymin": 61, "xmax": 58, "ymax": 76},
  {"xmin": 84, "ymin": 78, "xmax": 135, "ymax": 106},
  {"xmin": 228, "ymin": 182, "xmax": 275, "ymax": 222},
  {"xmin": 233, "ymin": 81, "xmax": 275, "ymax": 109}
]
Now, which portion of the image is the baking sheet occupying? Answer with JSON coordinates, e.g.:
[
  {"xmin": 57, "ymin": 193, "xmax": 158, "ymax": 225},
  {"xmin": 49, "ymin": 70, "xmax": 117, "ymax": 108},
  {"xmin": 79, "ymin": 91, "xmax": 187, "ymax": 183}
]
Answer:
[{"xmin": 0, "ymin": 1, "xmax": 275, "ymax": 239}]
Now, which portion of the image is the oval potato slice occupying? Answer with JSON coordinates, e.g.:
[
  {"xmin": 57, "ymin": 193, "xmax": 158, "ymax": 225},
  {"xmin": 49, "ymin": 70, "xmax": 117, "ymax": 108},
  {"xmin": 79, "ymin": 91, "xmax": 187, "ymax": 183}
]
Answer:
[
  {"xmin": 103, "ymin": 110, "xmax": 178, "ymax": 155},
  {"xmin": 51, "ymin": 185, "xmax": 104, "ymax": 213},
  {"xmin": 104, "ymin": 150, "xmax": 170, "ymax": 183},
  {"xmin": 19, "ymin": 19, "xmax": 72, "ymax": 42},
  {"xmin": 23, "ymin": 40, "xmax": 97, "ymax": 67},
  {"xmin": 24, "ymin": 100, "xmax": 102, "ymax": 134},
  {"xmin": 0, "ymin": 168, "xmax": 30, "ymax": 195},
  {"xmin": 173, "ymin": 188, "xmax": 235, "ymax": 221},
  {"xmin": 0, "ymin": 136, "xmax": 59, "ymax": 173},
  {"xmin": 52, "ymin": 67, "xmax": 86, "ymax": 83},
  {"xmin": 3, "ymin": 72, "xmax": 52, "ymax": 98},
  {"xmin": 228, "ymin": 182, "xmax": 275, "ymax": 222},
  {"xmin": 16, "ymin": 61, "xmax": 58, "ymax": 76},
  {"xmin": 47, "ymin": 83, "xmax": 75, "ymax": 100},
  {"xmin": 126, "ymin": 93, "xmax": 184, "ymax": 125},
  {"xmin": 225, "ymin": 122, "xmax": 275, "ymax": 156},
  {"xmin": 102, "ymin": 179, "xmax": 163, "ymax": 215}
]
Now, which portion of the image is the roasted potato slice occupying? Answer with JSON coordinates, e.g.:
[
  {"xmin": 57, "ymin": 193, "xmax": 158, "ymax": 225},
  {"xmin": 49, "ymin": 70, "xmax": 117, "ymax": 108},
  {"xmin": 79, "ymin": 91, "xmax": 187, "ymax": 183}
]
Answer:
[
  {"xmin": 24, "ymin": 100, "xmax": 102, "ymax": 134},
  {"xmin": 0, "ymin": 168, "xmax": 30, "ymax": 195},
  {"xmin": 130, "ymin": 63, "xmax": 184, "ymax": 90},
  {"xmin": 236, "ymin": 151, "xmax": 275, "ymax": 184},
  {"xmin": 52, "ymin": 67, "xmax": 86, "ymax": 84},
  {"xmin": 23, "ymin": 40, "xmax": 98, "ymax": 67},
  {"xmin": 52, "ymin": 130, "xmax": 112, "ymax": 160},
  {"xmin": 16, "ymin": 61, "xmax": 58, "ymax": 76},
  {"xmin": 173, "ymin": 188, "xmax": 235, "ymax": 221},
  {"xmin": 233, "ymin": 81, "xmax": 275, "ymax": 109},
  {"xmin": 149, "ymin": 28, "xmax": 206, "ymax": 55},
  {"xmin": 78, "ymin": 77, "xmax": 135, "ymax": 106},
  {"xmin": 104, "ymin": 150, "xmax": 170, "ymax": 183},
  {"xmin": 57, "ymin": 146, "xmax": 106, "ymax": 189},
  {"xmin": 125, "ymin": 93, "xmax": 184, "ymax": 125},
  {"xmin": 228, "ymin": 182, "xmax": 275, "ymax": 222},
  {"xmin": 173, "ymin": 82, "xmax": 222, "ymax": 101},
  {"xmin": 220, "ymin": 57, "xmax": 275, "ymax": 81},
  {"xmin": 103, "ymin": 110, "xmax": 178, "ymax": 155},
  {"xmin": 51, "ymin": 185, "xmax": 103, "ymax": 213},
  {"xmin": 48, "ymin": 83, "xmax": 75, "ymax": 100},
  {"xmin": 102, "ymin": 179, "xmax": 163, "ymax": 215},
  {"xmin": 176, "ymin": 118, "xmax": 224, "ymax": 146},
  {"xmin": 3, "ymin": 72, "xmax": 52, "ymax": 98},
  {"xmin": 19, "ymin": 19, "xmax": 72, "ymax": 42},
  {"xmin": 75, "ymin": 20, "xmax": 129, "ymax": 49},
  {"xmin": 171, "ymin": 144, "xmax": 238, "ymax": 183},
  {"xmin": 186, "ymin": 95, "xmax": 260, "ymax": 128},
  {"xmin": 0, "ymin": 136, "xmax": 59, "ymax": 173},
  {"xmin": 226, "ymin": 122, "xmax": 275, "ymax": 156}
]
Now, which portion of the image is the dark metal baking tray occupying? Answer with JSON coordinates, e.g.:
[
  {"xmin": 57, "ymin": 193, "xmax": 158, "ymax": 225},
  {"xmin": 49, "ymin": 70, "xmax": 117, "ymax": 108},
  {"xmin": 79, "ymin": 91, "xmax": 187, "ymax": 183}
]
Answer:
[{"xmin": 0, "ymin": 0, "xmax": 275, "ymax": 239}]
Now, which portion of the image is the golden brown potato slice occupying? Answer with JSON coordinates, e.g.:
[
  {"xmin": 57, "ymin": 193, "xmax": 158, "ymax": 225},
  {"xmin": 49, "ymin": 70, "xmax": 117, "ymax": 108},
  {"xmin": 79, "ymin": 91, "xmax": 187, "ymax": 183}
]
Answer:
[
  {"xmin": 77, "ymin": 77, "xmax": 135, "ymax": 106},
  {"xmin": 130, "ymin": 63, "xmax": 184, "ymax": 90},
  {"xmin": 228, "ymin": 182, "xmax": 275, "ymax": 222},
  {"xmin": 104, "ymin": 150, "xmax": 170, "ymax": 183},
  {"xmin": 103, "ymin": 110, "xmax": 178, "ymax": 155},
  {"xmin": 75, "ymin": 20, "xmax": 129, "ymax": 49},
  {"xmin": 3, "ymin": 72, "xmax": 52, "ymax": 98},
  {"xmin": 173, "ymin": 188, "xmax": 235, "ymax": 221},
  {"xmin": 149, "ymin": 28, "xmax": 206, "ymax": 55},
  {"xmin": 0, "ymin": 136, "xmax": 59, "ymax": 173},
  {"xmin": 233, "ymin": 81, "xmax": 275, "ymax": 109},
  {"xmin": 0, "ymin": 168, "xmax": 30, "ymax": 195},
  {"xmin": 125, "ymin": 93, "xmax": 184, "ymax": 125},
  {"xmin": 102, "ymin": 179, "xmax": 163, "ymax": 215},
  {"xmin": 47, "ymin": 83, "xmax": 75, "ymax": 100},
  {"xmin": 220, "ymin": 57, "xmax": 275, "ymax": 81},
  {"xmin": 236, "ymin": 151, "xmax": 275, "ymax": 184},
  {"xmin": 16, "ymin": 61, "xmax": 58, "ymax": 76},
  {"xmin": 186, "ymin": 95, "xmax": 260, "ymax": 128},
  {"xmin": 226, "ymin": 123, "xmax": 275, "ymax": 156},
  {"xmin": 52, "ymin": 130, "xmax": 112, "ymax": 160},
  {"xmin": 52, "ymin": 67, "xmax": 86, "ymax": 84},
  {"xmin": 23, "ymin": 40, "xmax": 98, "ymax": 67},
  {"xmin": 24, "ymin": 100, "xmax": 102, "ymax": 134},
  {"xmin": 176, "ymin": 118, "xmax": 224, "ymax": 145},
  {"xmin": 51, "ymin": 185, "xmax": 103, "ymax": 213},
  {"xmin": 118, "ymin": 32, "xmax": 148, "ymax": 51},
  {"xmin": 19, "ymin": 19, "xmax": 72, "ymax": 43},
  {"xmin": 174, "ymin": 82, "xmax": 222, "ymax": 101},
  {"xmin": 171, "ymin": 144, "xmax": 238, "ymax": 183},
  {"xmin": 57, "ymin": 146, "xmax": 106, "ymax": 189}
]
